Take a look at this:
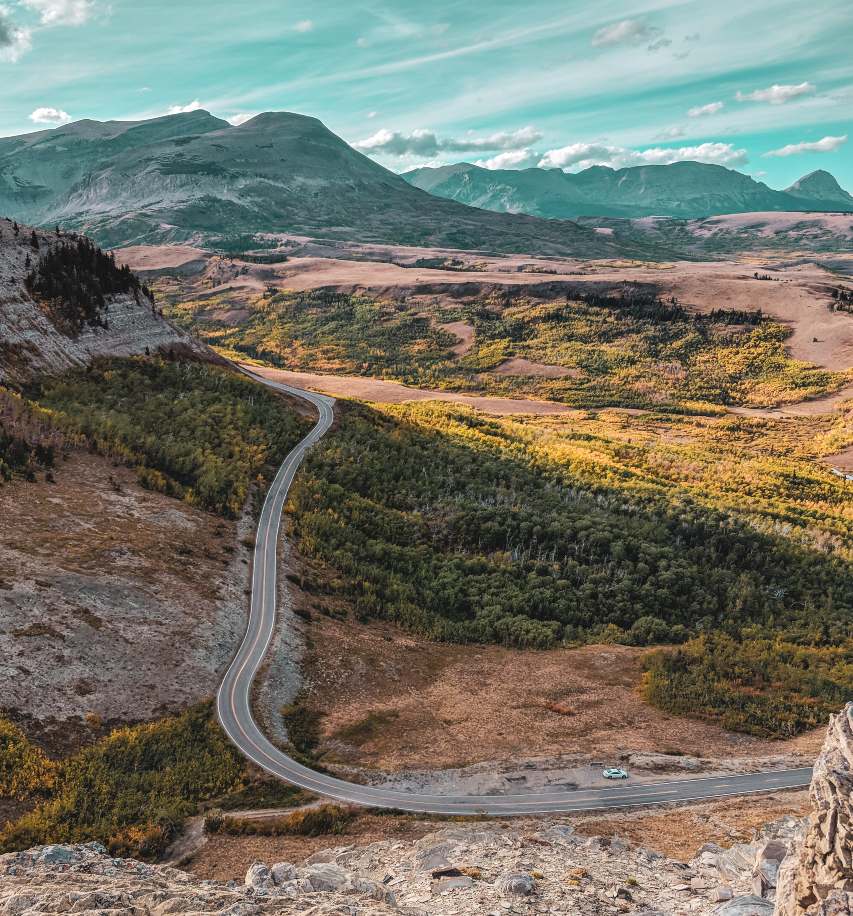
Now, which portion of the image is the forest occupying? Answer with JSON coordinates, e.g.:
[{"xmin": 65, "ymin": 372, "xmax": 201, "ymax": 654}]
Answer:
[
  {"xmin": 26, "ymin": 234, "xmax": 152, "ymax": 334},
  {"xmin": 165, "ymin": 286, "xmax": 850, "ymax": 411},
  {"xmin": 288, "ymin": 400, "xmax": 851, "ymax": 730},
  {"xmin": 28, "ymin": 357, "xmax": 308, "ymax": 516}
]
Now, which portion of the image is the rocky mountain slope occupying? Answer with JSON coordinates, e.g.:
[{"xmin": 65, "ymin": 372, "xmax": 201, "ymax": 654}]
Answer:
[
  {"xmin": 2, "ymin": 704, "xmax": 849, "ymax": 916},
  {"xmin": 403, "ymin": 161, "xmax": 853, "ymax": 220},
  {"xmin": 0, "ymin": 218, "xmax": 204, "ymax": 385},
  {"xmin": 0, "ymin": 112, "xmax": 640, "ymax": 258}
]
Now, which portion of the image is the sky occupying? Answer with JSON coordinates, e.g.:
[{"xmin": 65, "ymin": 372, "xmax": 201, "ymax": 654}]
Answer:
[{"xmin": 1, "ymin": 0, "xmax": 851, "ymax": 189}]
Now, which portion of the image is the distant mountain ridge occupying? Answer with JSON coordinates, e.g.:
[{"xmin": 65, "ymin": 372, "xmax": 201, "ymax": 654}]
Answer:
[
  {"xmin": 0, "ymin": 111, "xmax": 638, "ymax": 258},
  {"xmin": 403, "ymin": 161, "xmax": 853, "ymax": 220}
]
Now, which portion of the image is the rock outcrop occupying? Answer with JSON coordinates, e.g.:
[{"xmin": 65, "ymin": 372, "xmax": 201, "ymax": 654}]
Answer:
[
  {"xmin": 775, "ymin": 704, "xmax": 853, "ymax": 916},
  {"xmin": 0, "ymin": 822, "xmax": 790, "ymax": 916},
  {"xmin": 0, "ymin": 218, "xmax": 207, "ymax": 385}
]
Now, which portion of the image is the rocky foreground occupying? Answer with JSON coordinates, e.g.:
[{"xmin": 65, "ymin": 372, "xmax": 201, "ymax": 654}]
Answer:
[{"xmin": 0, "ymin": 705, "xmax": 849, "ymax": 915}]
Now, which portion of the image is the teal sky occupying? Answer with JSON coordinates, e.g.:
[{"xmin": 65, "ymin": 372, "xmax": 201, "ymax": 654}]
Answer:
[{"xmin": 2, "ymin": 0, "xmax": 851, "ymax": 188}]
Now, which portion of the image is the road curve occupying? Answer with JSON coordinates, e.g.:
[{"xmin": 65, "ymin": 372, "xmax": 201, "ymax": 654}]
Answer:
[{"xmin": 217, "ymin": 372, "xmax": 813, "ymax": 815}]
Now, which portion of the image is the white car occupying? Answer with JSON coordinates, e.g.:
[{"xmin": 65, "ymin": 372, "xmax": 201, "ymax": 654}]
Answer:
[{"xmin": 602, "ymin": 767, "xmax": 629, "ymax": 779}]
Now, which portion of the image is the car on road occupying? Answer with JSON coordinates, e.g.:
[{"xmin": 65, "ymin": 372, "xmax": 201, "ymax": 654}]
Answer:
[{"xmin": 602, "ymin": 767, "xmax": 629, "ymax": 779}]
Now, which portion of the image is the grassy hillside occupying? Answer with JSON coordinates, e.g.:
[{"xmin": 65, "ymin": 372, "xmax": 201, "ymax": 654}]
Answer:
[
  {"xmin": 288, "ymin": 400, "xmax": 851, "ymax": 733},
  {"xmin": 167, "ymin": 287, "xmax": 849, "ymax": 411},
  {"xmin": 27, "ymin": 357, "xmax": 308, "ymax": 516}
]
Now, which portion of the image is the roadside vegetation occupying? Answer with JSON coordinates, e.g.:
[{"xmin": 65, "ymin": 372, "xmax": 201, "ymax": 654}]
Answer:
[
  {"xmin": 165, "ymin": 287, "xmax": 849, "ymax": 410},
  {"xmin": 289, "ymin": 400, "xmax": 851, "ymax": 733},
  {"xmin": 28, "ymin": 357, "xmax": 308, "ymax": 516},
  {"xmin": 0, "ymin": 704, "xmax": 246, "ymax": 859}
]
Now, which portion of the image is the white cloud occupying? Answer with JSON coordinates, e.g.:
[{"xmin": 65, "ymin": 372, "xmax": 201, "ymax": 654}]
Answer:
[
  {"xmin": 0, "ymin": 7, "xmax": 31, "ymax": 61},
  {"xmin": 20, "ymin": 0, "xmax": 94, "ymax": 26},
  {"xmin": 228, "ymin": 112, "xmax": 256, "ymax": 126},
  {"xmin": 591, "ymin": 18, "xmax": 668, "ymax": 51},
  {"xmin": 654, "ymin": 126, "xmax": 686, "ymax": 140},
  {"xmin": 356, "ymin": 125, "xmax": 543, "ymax": 157},
  {"xmin": 29, "ymin": 106, "xmax": 71, "ymax": 124},
  {"xmin": 736, "ymin": 82, "xmax": 816, "ymax": 105},
  {"xmin": 539, "ymin": 141, "xmax": 748, "ymax": 171},
  {"xmin": 167, "ymin": 99, "xmax": 203, "ymax": 115},
  {"xmin": 475, "ymin": 149, "xmax": 540, "ymax": 170},
  {"xmin": 763, "ymin": 134, "xmax": 847, "ymax": 157},
  {"xmin": 688, "ymin": 101, "xmax": 724, "ymax": 117},
  {"xmin": 293, "ymin": 19, "xmax": 313, "ymax": 32},
  {"xmin": 366, "ymin": 110, "xmax": 378, "ymax": 119}
]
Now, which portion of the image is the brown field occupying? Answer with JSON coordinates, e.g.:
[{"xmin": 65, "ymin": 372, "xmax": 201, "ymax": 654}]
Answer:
[{"xmin": 294, "ymin": 611, "xmax": 822, "ymax": 774}]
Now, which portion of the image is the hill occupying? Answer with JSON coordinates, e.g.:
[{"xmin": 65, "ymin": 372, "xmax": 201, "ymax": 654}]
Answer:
[
  {"xmin": 403, "ymin": 161, "xmax": 853, "ymax": 220},
  {"xmin": 0, "ymin": 218, "xmax": 204, "ymax": 385},
  {"xmin": 0, "ymin": 111, "xmax": 640, "ymax": 258},
  {"xmin": 785, "ymin": 169, "xmax": 853, "ymax": 208}
]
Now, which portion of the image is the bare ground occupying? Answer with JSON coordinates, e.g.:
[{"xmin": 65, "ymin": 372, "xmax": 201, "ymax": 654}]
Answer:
[
  {"xmin": 0, "ymin": 451, "xmax": 252, "ymax": 742},
  {"xmin": 294, "ymin": 613, "xmax": 822, "ymax": 774},
  {"xmin": 437, "ymin": 320, "xmax": 474, "ymax": 357}
]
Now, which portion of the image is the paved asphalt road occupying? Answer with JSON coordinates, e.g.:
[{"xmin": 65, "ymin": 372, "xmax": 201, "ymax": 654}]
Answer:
[{"xmin": 217, "ymin": 372, "xmax": 813, "ymax": 815}]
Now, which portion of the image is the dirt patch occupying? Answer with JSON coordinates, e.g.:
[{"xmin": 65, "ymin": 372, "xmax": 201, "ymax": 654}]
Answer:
[
  {"xmin": 823, "ymin": 442, "xmax": 853, "ymax": 472},
  {"xmin": 296, "ymin": 614, "xmax": 822, "ymax": 773},
  {"xmin": 116, "ymin": 245, "xmax": 210, "ymax": 271},
  {"xmin": 570, "ymin": 791, "xmax": 811, "ymax": 860},
  {"xmin": 245, "ymin": 365, "xmax": 580, "ymax": 416},
  {"xmin": 492, "ymin": 357, "xmax": 581, "ymax": 379},
  {"xmin": 0, "ymin": 451, "xmax": 253, "ymax": 735},
  {"xmin": 437, "ymin": 320, "xmax": 474, "ymax": 357},
  {"xmin": 187, "ymin": 814, "xmax": 435, "ymax": 881}
]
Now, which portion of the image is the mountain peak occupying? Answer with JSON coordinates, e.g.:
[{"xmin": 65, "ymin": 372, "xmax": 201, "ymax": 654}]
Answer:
[{"xmin": 786, "ymin": 169, "xmax": 852, "ymax": 203}]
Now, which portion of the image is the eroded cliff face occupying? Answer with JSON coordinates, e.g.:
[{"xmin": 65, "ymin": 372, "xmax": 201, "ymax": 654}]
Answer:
[
  {"xmin": 775, "ymin": 704, "xmax": 853, "ymax": 916},
  {"xmin": 0, "ymin": 218, "xmax": 206, "ymax": 385}
]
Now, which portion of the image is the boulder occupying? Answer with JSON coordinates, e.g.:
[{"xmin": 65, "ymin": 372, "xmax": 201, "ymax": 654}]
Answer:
[
  {"xmin": 714, "ymin": 894, "xmax": 775, "ymax": 915},
  {"xmin": 305, "ymin": 862, "xmax": 351, "ymax": 893},
  {"xmin": 244, "ymin": 861, "xmax": 273, "ymax": 894},
  {"xmin": 498, "ymin": 873, "xmax": 536, "ymax": 896},
  {"xmin": 270, "ymin": 862, "xmax": 297, "ymax": 885}
]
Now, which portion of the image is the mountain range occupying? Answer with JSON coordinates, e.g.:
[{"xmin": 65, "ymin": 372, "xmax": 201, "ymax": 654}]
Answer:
[
  {"xmin": 0, "ymin": 110, "xmax": 633, "ymax": 257},
  {"xmin": 403, "ymin": 161, "xmax": 853, "ymax": 220}
]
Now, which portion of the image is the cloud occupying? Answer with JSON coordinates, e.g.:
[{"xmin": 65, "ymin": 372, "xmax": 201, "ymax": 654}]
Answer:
[
  {"xmin": 356, "ymin": 125, "xmax": 543, "ymax": 157},
  {"xmin": 167, "ymin": 99, "xmax": 203, "ymax": 115},
  {"xmin": 654, "ymin": 126, "xmax": 686, "ymax": 140},
  {"xmin": 475, "ymin": 149, "xmax": 541, "ymax": 170},
  {"xmin": 688, "ymin": 101, "xmax": 724, "ymax": 117},
  {"xmin": 20, "ymin": 0, "xmax": 94, "ymax": 26},
  {"xmin": 736, "ymin": 82, "xmax": 816, "ymax": 105},
  {"xmin": 591, "ymin": 18, "xmax": 668, "ymax": 51},
  {"xmin": 763, "ymin": 134, "xmax": 847, "ymax": 157},
  {"xmin": 293, "ymin": 19, "xmax": 313, "ymax": 32},
  {"xmin": 29, "ymin": 106, "xmax": 71, "ymax": 124},
  {"xmin": 0, "ymin": 7, "xmax": 32, "ymax": 61},
  {"xmin": 539, "ymin": 141, "xmax": 748, "ymax": 171},
  {"xmin": 366, "ymin": 110, "xmax": 378, "ymax": 119}
]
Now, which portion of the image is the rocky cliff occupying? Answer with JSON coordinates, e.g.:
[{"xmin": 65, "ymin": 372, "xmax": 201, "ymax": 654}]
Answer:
[
  {"xmin": 0, "ymin": 218, "xmax": 206, "ymax": 385},
  {"xmin": 775, "ymin": 704, "xmax": 853, "ymax": 916}
]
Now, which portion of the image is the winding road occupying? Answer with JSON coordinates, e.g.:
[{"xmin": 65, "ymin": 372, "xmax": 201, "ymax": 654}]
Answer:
[{"xmin": 216, "ymin": 372, "xmax": 813, "ymax": 815}]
